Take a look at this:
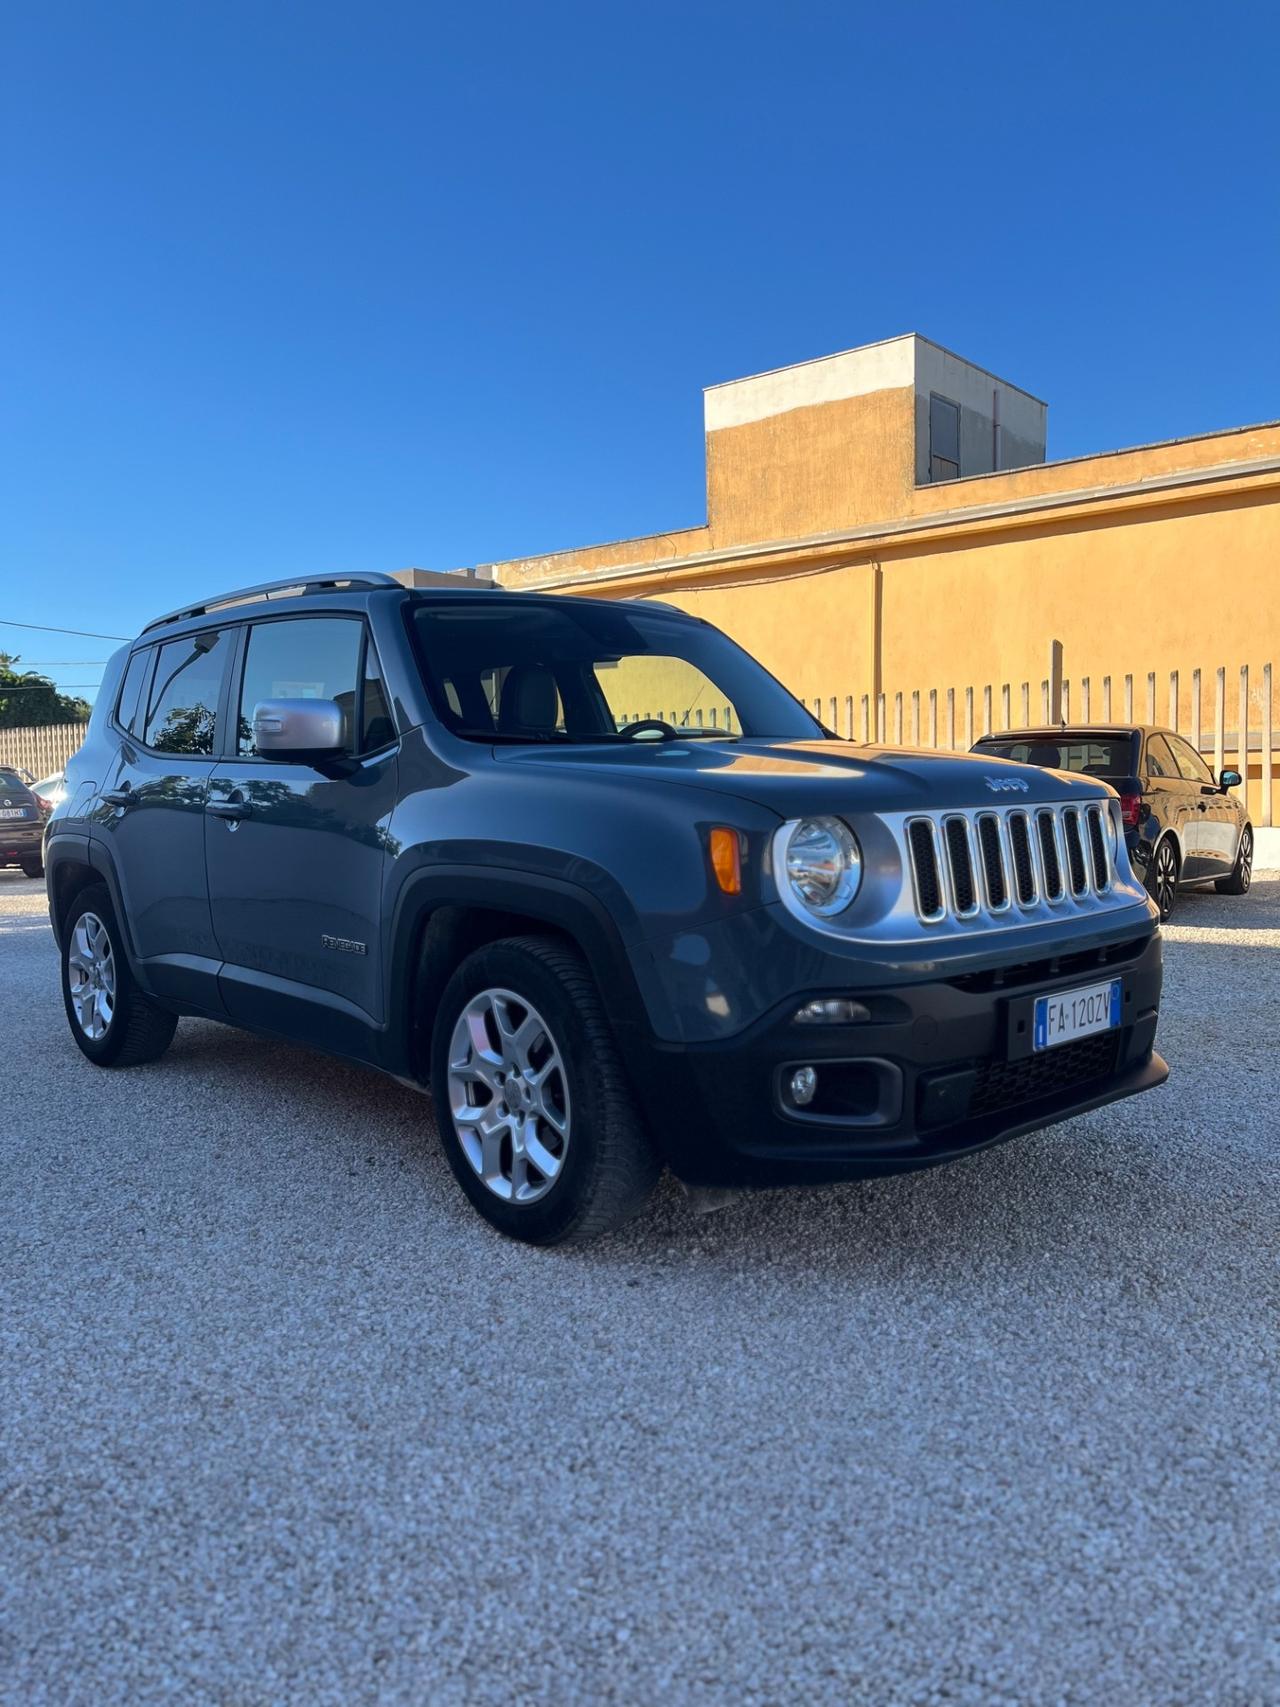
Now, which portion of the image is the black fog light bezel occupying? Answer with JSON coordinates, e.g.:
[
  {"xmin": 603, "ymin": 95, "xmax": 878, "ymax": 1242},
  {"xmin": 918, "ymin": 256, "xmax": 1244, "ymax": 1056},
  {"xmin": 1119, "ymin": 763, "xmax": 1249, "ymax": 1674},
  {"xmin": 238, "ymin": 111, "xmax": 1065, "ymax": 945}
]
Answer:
[{"xmin": 775, "ymin": 1057, "xmax": 904, "ymax": 1127}]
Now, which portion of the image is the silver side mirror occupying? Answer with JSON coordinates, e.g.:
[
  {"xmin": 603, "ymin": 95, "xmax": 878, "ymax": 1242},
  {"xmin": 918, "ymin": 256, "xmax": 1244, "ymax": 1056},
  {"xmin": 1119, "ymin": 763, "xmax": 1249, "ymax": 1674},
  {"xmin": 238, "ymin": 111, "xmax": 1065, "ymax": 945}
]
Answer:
[{"xmin": 252, "ymin": 698, "xmax": 345, "ymax": 758}]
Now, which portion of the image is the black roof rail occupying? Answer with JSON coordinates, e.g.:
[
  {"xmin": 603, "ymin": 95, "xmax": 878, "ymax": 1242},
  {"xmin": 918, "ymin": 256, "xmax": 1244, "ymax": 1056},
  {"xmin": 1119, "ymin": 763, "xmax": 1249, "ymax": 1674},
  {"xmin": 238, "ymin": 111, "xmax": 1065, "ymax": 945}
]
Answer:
[{"xmin": 139, "ymin": 572, "xmax": 405, "ymax": 635}]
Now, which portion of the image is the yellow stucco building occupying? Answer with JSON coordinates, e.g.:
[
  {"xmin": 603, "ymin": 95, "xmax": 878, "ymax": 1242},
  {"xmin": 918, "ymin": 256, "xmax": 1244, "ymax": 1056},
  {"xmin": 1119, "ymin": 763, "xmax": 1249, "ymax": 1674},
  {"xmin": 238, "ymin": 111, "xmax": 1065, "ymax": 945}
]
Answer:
[{"xmin": 441, "ymin": 334, "xmax": 1280, "ymax": 813}]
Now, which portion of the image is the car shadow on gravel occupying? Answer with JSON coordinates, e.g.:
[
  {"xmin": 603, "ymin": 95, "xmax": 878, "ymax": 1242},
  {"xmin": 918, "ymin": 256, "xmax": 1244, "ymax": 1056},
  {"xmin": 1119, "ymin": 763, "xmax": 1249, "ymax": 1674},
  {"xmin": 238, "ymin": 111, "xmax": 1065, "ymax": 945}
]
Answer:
[{"xmin": 1163, "ymin": 872, "xmax": 1280, "ymax": 930}]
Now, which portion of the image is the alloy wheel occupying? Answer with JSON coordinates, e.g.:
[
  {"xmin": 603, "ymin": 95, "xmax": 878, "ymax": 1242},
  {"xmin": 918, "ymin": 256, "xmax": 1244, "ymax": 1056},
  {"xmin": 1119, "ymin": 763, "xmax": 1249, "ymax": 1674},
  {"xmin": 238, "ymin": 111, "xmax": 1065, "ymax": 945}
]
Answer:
[
  {"xmin": 446, "ymin": 987, "xmax": 571, "ymax": 1204},
  {"xmin": 1239, "ymin": 826, "xmax": 1253, "ymax": 892},
  {"xmin": 67, "ymin": 911, "xmax": 117, "ymax": 1041},
  {"xmin": 1154, "ymin": 841, "xmax": 1178, "ymax": 918}
]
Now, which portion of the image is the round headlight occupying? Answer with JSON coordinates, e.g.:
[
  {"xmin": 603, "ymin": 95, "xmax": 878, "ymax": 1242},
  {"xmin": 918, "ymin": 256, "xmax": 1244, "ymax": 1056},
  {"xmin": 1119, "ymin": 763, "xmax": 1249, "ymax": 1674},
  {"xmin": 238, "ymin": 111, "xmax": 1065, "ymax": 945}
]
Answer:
[{"xmin": 783, "ymin": 816, "xmax": 862, "ymax": 917}]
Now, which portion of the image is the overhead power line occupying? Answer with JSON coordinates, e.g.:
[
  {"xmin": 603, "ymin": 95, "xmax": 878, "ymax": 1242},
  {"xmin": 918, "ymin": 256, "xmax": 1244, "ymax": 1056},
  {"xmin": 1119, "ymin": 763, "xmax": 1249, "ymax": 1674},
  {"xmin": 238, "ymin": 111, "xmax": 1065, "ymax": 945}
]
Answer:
[{"xmin": 0, "ymin": 618, "xmax": 131, "ymax": 640}]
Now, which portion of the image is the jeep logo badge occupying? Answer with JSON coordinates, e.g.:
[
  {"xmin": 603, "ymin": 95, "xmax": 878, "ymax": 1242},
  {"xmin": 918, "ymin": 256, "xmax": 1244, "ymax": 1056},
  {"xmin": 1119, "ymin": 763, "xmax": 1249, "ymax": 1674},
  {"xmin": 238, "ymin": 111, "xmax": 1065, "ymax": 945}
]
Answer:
[{"xmin": 984, "ymin": 775, "xmax": 1029, "ymax": 793}]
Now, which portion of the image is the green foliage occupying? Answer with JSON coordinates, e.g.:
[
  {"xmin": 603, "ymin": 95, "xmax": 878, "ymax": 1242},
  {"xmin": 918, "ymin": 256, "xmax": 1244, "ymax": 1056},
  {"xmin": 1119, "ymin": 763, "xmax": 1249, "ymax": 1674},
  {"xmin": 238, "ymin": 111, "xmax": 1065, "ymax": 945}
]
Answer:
[{"xmin": 0, "ymin": 652, "xmax": 93, "ymax": 729}]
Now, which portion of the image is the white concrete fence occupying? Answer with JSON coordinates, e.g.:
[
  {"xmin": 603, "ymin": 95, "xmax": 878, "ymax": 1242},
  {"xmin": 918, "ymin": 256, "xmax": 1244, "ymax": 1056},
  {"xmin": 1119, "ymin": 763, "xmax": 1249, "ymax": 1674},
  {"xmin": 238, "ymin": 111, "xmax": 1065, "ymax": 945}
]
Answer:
[
  {"xmin": 0, "ymin": 722, "xmax": 89, "ymax": 779},
  {"xmin": 804, "ymin": 645, "xmax": 1279, "ymax": 828}
]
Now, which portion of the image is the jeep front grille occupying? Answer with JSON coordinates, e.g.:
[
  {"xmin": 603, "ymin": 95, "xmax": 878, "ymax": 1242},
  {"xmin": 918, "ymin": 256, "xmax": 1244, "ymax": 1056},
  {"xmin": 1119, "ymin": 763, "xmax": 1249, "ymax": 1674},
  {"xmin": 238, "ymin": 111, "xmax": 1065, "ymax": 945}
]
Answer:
[{"xmin": 904, "ymin": 802, "xmax": 1114, "ymax": 927}]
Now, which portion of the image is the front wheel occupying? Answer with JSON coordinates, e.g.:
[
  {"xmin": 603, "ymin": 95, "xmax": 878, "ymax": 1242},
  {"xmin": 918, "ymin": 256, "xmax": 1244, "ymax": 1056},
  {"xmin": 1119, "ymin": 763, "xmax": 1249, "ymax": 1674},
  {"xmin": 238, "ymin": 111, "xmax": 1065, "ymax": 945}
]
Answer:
[
  {"xmin": 20, "ymin": 859, "xmax": 43, "ymax": 879},
  {"xmin": 1145, "ymin": 836, "xmax": 1180, "ymax": 921},
  {"xmin": 1216, "ymin": 824, "xmax": 1253, "ymax": 895},
  {"xmin": 61, "ymin": 885, "xmax": 178, "ymax": 1067},
  {"xmin": 430, "ymin": 935, "xmax": 660, "ymax": 1244}
]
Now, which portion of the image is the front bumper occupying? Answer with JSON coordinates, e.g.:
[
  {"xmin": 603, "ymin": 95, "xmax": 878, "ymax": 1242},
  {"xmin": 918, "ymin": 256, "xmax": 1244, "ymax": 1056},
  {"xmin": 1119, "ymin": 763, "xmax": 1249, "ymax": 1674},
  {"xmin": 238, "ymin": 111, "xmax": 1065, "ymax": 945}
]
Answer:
[{"xmin": 635, "ymin": 928, "xmax": 1166, "ymax": 1188}]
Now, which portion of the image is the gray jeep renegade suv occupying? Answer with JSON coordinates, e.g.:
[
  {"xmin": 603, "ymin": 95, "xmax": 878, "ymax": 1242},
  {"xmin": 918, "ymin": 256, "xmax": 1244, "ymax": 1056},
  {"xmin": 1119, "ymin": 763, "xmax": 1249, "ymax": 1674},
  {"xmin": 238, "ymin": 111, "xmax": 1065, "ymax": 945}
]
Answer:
[{"xmin": 46, "ymin": 572, "xmax": 1167, "ymax": 1243}]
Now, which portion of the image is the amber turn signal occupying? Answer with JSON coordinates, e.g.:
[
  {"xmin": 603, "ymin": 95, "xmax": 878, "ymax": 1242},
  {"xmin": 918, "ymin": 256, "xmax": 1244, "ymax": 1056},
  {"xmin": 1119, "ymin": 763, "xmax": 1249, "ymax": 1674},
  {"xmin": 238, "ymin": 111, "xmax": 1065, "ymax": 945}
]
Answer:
[{"xmin": 708, "ymin": 827, "xmax": 743, "ymax": 895}]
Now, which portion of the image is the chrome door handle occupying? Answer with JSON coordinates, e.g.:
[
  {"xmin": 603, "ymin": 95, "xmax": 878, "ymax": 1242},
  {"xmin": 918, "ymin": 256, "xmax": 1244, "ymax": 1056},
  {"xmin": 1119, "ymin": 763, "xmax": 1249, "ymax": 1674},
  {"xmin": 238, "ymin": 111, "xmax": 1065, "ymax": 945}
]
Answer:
[{"xmin": 207, "ymin": 800, "xmax": 251, "ymax": 821}]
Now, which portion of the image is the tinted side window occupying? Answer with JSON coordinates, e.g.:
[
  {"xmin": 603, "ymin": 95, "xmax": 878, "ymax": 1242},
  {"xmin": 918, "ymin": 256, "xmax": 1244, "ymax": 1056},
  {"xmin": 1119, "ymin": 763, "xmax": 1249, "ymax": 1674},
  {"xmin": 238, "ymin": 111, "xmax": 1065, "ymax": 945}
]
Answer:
[
  {"xmin": 115, "ymin": 647, "xmax": 154, "ymax": 735},
  {"xmin": 145, "ymin": 631, "xmax": 229, "ymax": 755},
  {"xmin": 1169, "ymin": 734, "xmax": 1215, "ymax": 787},
  {"xmin": 237, "ymin": 617, "xmax": 363, "ymax": 756},
  {"xmin": 1146, "ymin": 735, "xmax": 1178, "ymax": 780}
]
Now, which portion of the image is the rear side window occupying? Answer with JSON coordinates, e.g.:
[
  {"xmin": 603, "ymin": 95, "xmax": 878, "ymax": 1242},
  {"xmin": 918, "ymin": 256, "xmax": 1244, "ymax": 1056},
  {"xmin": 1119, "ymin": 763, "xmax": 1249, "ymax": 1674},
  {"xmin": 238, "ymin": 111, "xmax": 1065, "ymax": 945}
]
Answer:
[
  {"xmin": 1146, "ymin": 735, "xmax": 1177, "ymax": 779},
  {"xmin": 144, "ymin": 630, "xmax": 230, "ymax": 755},
  {"xmin": 236, "ymin": 616, "xmax": 364, "ymax": 755},
  {"xmin": 115, "ymin": 647, "xmax": 153, "ymax": 736}
]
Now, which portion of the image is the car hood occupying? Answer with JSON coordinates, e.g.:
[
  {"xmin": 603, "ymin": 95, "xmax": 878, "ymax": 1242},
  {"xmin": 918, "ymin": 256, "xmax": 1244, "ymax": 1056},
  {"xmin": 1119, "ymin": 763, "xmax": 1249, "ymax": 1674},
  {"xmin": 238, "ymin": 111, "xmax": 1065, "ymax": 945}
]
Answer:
[{"xmin": 494, "ymin": 738, "xmax": 1112, "ymax": 816}]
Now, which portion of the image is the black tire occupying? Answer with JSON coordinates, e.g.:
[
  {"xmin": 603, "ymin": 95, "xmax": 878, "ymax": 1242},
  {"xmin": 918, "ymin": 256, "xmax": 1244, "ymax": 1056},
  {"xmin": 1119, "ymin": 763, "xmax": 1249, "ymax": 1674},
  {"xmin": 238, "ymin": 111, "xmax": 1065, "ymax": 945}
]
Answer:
[
  {"xmin": 20, "ymin": 859, "xmax": 43, "ymax": 879},
  {"xmin": 1216, "ymin": 824, "xmax": 1253, "ymax": 895},
  {"xmin": 1144, "ymin": 835, "xmax": 1180, "ymax": 922},
  {"xmin": 61, "ymin": 884, "xmax": 178, "ymax": 1067},
  {"xmin": 430, "ymin": 935, "xmax": 660, "ymax": 1245}
]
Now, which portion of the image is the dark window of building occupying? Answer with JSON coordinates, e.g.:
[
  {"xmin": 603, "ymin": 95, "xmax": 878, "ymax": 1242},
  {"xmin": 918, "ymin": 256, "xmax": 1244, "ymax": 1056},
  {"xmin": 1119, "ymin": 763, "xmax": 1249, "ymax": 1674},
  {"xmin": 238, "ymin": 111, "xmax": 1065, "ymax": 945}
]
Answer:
[{"xmin": 929, "ymin": 393, "xmax": 961, "ymax": 482}]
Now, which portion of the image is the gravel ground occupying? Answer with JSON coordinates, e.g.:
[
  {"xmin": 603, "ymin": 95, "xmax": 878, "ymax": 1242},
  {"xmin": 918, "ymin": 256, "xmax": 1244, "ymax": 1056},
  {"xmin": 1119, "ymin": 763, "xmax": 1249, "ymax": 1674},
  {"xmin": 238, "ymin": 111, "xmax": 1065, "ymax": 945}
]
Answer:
[{"xmin": 2, "ymin": 869, "xmax": 1278, "ymax": 1706}]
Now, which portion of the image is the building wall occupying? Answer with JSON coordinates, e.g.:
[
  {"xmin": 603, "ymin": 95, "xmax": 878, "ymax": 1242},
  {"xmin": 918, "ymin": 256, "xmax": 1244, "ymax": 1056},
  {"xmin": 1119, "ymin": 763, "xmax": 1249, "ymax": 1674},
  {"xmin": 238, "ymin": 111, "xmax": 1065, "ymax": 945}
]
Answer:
[{"xmin": 477, "ymin": 339, "xmax": 1280, "ymax": 743}]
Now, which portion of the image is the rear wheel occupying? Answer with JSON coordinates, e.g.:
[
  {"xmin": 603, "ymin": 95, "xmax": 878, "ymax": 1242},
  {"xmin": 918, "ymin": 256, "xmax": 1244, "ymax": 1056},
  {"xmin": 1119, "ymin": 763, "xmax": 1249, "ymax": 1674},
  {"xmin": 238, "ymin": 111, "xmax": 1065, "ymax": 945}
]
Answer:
[
  {"xmin": 430, "ymin": 935, "xmax": 659, "ymax": 1244},
  {"xmin": 60, "ymin": 885, "xmax": 178, "ymax": 1067},
  {"xmin": 1216, "ymin": 824, "xmax": 1253, "ymax": 895},
  {"xmin": 20, "ymin": 858, "xmax": 43, "ymax": 879},
  {"xmin": 1145, "ymin": 836, "xmax": 1179, "ymax": 921}
]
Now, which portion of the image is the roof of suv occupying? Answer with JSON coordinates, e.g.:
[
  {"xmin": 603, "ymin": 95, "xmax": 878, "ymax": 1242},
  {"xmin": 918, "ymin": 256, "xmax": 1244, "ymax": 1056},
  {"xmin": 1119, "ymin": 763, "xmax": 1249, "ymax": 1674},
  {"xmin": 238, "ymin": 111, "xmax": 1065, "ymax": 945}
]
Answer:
[{"xmin": 137, "ymin": 572, "xmax": 701, "ymax": 641}]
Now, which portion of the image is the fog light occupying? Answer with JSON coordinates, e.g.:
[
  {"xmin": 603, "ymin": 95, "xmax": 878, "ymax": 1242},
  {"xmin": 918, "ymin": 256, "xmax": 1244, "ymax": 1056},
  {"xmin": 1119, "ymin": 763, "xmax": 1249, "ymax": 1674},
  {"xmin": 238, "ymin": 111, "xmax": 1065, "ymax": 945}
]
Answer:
[
  {"xmin": 790, "ymin": 1065, "xmax": 818, "ymax": 1106},
  {"xmin": 795, "ymin": 997, "xmax": 871, "ymax": 1025}
]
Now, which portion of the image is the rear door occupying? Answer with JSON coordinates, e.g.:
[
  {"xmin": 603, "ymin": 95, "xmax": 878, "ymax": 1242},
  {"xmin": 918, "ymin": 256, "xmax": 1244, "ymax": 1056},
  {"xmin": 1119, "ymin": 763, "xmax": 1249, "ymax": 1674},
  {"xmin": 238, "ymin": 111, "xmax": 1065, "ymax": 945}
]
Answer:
[
  {"xmin": 1145, "ymin": 732, "xmax": 1209, "ymax": 877},
  {"xmin": 204, "ymin": 613, "xmax": 399, "ymax": 1049},
  {"xmin": 97, "ymin": 628, "xmax": 235, "ymax": 1008}
]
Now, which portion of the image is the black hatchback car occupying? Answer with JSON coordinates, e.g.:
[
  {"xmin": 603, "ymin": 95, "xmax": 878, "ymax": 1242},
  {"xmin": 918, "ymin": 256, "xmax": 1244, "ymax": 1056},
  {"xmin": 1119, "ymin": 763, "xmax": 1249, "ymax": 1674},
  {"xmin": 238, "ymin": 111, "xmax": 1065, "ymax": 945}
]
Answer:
[
  {"xmin": 0, "ymin": 765, "xmax": 45, "ymax": 877},
  {"xmin": 971, "ymin": 725, "xmax": 1251, "ymax": 921}
]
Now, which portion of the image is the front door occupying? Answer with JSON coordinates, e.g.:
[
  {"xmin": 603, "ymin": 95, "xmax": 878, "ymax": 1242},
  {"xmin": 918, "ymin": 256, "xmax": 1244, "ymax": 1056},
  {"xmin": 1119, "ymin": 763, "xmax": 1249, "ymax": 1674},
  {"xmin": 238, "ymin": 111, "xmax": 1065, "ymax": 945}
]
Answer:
[
  {"xmin": 1168, "ymin": 733, "xmax": 1236, "ymax": 877},
  {"xmin": 204, "ymin": 613, "xmax": 399, "ymax": 1053},
  {"xmin": 97, "ymin": 627, "xmax": 235, "ymax": 1010}
]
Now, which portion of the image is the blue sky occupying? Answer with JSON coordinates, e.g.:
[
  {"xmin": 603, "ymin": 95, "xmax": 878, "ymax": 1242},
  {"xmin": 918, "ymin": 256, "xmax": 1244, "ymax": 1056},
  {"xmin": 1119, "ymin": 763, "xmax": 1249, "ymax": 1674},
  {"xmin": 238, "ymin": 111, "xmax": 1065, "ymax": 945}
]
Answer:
[{"xmin": 3, "ymin": 0, "xmax": 1278, "ymax": 699}]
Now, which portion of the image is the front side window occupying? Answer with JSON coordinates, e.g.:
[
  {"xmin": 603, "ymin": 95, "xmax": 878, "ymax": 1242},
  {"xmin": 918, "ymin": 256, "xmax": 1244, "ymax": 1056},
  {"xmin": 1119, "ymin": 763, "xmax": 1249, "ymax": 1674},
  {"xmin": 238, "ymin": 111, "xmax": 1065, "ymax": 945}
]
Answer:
[
  {"xmin": 407, "ymin": 600, "xmax": 824, "ymax": 745},
  {"xmin": 237, "ymin": 616, "xmax": 364, "ymax": 755},
  {"xmin": 1168, "ymin": 734, "xmax": 1215, "ymax": 787},
  {"xmin": 145, "ymin": 631, "xmax": 229, "ymax": 755}
]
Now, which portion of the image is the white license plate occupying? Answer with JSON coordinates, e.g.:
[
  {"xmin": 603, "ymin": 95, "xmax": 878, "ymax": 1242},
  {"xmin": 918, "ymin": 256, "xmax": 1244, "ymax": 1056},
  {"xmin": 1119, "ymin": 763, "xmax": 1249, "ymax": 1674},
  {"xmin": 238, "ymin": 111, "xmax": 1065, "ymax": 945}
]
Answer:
[
  {"xmin": 0, "ymin": 807, "xmax": 27, "ymax": 819},
  {"xmin": 1033, "ymin": 978, "xmax": 1121, "ymax": 1051}
]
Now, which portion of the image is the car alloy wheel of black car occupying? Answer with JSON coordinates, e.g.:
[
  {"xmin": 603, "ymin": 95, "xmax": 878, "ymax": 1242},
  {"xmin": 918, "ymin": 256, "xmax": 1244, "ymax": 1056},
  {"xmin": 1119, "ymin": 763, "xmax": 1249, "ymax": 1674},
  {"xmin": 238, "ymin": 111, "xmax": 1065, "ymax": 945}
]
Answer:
[{"xmin": 1148, "ymin": 837, "xmax": 1180, "ymax": 921}]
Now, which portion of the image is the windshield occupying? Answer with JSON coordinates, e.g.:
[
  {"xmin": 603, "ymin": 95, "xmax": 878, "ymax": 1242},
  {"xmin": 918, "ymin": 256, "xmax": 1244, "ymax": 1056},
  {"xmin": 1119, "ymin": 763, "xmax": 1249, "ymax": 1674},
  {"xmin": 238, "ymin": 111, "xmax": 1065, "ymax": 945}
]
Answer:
[
  {"xmin": 975, "ymin": 735, "xmax": 1136, "ymax": 779},
  {"xmin": 0, "ymin": 769, "xmax": 33, "ymax": 796},
  {"xmin": 407, "ymin": 599, "xmax": 826, "ymax": 744}
]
